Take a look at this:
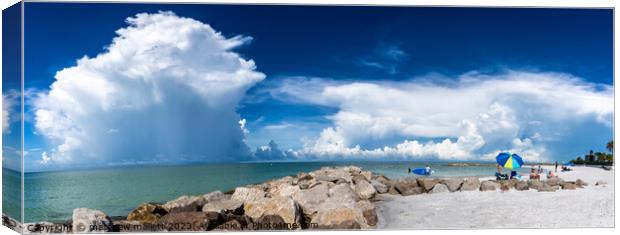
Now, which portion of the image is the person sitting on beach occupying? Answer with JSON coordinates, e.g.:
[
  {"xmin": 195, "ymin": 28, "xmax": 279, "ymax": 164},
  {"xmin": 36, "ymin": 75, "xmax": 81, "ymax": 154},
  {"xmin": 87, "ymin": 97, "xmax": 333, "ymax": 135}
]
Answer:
[
  {"xmin": 529, "ymin": 168, "xmax": 540, "ymax": 180},
  {"xmin": 547, "ymin": 170, "xmax": 557, "ymax": 179},
  {"xmin": 495, "ymin": 164, "xmax": 508, "ymax": 180}
]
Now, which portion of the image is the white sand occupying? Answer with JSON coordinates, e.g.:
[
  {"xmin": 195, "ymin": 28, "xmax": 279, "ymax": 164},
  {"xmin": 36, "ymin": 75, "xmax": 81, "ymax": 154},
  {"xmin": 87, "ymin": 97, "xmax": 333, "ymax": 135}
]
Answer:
[{"xmin": 376, "ymin": 166, "xmax": 614, "ymax": 229}]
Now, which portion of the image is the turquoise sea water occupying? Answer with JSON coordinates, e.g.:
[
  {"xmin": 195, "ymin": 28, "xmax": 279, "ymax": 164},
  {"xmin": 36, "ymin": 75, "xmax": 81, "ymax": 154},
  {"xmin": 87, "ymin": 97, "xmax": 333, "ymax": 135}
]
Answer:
[{"xmin": 5, "ymin": 162, "xmax": 530, "ymax": 223}]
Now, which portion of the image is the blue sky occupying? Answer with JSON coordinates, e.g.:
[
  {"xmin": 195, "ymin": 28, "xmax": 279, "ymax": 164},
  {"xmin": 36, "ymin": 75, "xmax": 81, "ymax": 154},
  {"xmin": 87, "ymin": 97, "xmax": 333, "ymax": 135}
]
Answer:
[{"xmin": 2, "ymin": 3, "xmax": 613, "ymax": 171}]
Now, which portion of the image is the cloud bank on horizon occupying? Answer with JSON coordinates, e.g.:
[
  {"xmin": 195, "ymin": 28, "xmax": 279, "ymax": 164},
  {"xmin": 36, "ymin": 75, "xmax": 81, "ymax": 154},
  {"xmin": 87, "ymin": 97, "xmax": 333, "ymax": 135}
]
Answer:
[
  {"xmin": 28, "ymin": 12, "xmax": 613, "ymax": 168},
  {"xmin": 271, "ymin": 72, "xmax": 613, "ymax": 162}
]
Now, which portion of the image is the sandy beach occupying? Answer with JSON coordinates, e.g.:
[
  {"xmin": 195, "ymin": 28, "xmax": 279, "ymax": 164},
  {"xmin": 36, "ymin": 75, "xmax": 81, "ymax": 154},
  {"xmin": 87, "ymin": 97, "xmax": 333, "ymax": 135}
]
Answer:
[{"xmin": 376, "ymin": 165, "xmax": 614, "ymax": 229}]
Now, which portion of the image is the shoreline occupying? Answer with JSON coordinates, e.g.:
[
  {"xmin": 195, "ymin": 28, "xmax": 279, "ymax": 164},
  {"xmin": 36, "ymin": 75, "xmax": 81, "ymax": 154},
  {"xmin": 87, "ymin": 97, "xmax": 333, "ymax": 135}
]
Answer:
[{"xmin": 7, "ymin": 165, "xmax": 614, "ymax": 232}]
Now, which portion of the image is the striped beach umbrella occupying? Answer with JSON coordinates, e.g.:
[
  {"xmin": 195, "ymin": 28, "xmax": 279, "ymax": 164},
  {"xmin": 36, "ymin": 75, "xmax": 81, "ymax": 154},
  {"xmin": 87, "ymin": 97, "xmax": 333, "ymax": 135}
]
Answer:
[{"xmin": 496, "ymin": 152, "xmax": 524, "ymax": 169}]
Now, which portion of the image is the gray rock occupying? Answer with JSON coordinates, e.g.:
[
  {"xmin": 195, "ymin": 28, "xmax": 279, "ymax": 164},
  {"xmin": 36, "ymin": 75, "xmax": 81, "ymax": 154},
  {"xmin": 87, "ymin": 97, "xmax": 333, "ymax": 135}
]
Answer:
[
  {"xmin": 297, "ymin": 172, "xmax": 313, "ymax": 181},
  {"xmin": 253, "ymin": 215, "xmax": 293, "ymax": 230},
  {"xmin": 416, "ymin": 178, "xmax": 441, "ymax": 192},
  {"xmin": 202, "ymin": 199, "xmax": 244, "ymax": 215},
  {"xmin": 203, "ymin": 191, "xmax": 227, "ymax": 202},
  {"xmin": 356, "ymin": 200, "xmax": 377, "ymax": 227},
  {"xmin": 370, "ymin": 180, "xmax": 388, "ymax": 194},
  {"xmin": 351, "ymin": 174, "xmax": 367, "ymax": 184},
  {"xmin": 528, "ymin": 180, "xmax": 544, "ymax": 190},
  {"xmin": 545, "ymin": 177, "xmax": 564, "ymax": 187},
  {"xmin": 243, "ymin": 196, "xmax": 302, "ymax": 228},
  {"xmin": 158, "ymin": 212, "xmax": 213, "ymax": 231},
  {"xmin": 310, "ymin": 167, "xmax": 352, "ymax": 183},
  {"xmin": 213, "ymin": 215, "xmax": 253, "ymax": 231},
  {"xmin": 72, "ymin": 208, "xmax": 113, "ymax": 233},
  {"xmin": 401, "ymin": 187, "xmax": 424, "ymax": 196},
  {"xmin": 575, "ymin": 179, "xmax": 588, "ymax": 188},
  {"xmin": 561, "ymin": 183, "xmax": 577, "ymax": 190},
  {"xmin": 391, "ymin": 179, "xmax": 418, "ymax": 194},
  {"xmin": 430, "ymin": 184, "xmax": 449, "ymax": 194},
  {"xmin": 328, "ymin": 183, "xmax": 356, "ymax": 205},
  {"xmin": 231, "ymin": 187, "xmax": 266, "ymax": 203},
  {"xmin": 268, "ymin": 184, "xmax": 301, "ymax": 198},
  {"xmin": 360, "ymin": 171, "xmax": 373, "ymax": 181},
  {"xmin": 372, "ymin": 175, "xmax": 391, "ymax": 185},
  {"xmin": 354, "ymin": 179, "xmax": 377, "ymax": 199},
  {"xmin": 311, "ymin": 206, "xmax": 365, "ymax": 230},
  {"xmin": 480, "ymin": 181, "xmax": 498, "ymax": 191},
  {"xmin": 127, "ymin": 203, "xmax": 168, "ymax": 224},
  {"xmin": 440, "ymin": 178, "xmax": 463, "ymax": 192},
  {"xmin": 459, "ymin": 178, "xmax": 481, "ymax": 191},
  {"xmin": 515, "ymin": 181, "xmax": 529, "ymax": 191},
  {"xmin": 537, "ymin": 184, "xmax": 558, "ymax": 192},
  {"xmin": 292, "ymin": 183, "xmax": 330, "ymax": 216},
  {"xmin": 164, "ymin": 195, "xmax": 207, "ymax": 213}
]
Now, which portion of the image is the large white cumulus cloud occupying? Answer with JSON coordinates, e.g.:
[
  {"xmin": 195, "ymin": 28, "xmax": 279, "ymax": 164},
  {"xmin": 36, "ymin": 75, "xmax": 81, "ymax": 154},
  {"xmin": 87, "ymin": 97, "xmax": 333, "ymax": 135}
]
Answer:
[
  {"xmin": 274, "ymin": 71, "xmax": 613, "ymax": 161},
  {"xmin": 34, "ymin": 12, "xmax": 265, "ymax": 166}
]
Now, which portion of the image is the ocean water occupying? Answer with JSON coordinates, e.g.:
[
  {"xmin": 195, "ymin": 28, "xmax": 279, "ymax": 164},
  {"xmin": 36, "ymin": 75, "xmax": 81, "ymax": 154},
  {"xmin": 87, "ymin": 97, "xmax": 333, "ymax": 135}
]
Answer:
[{"xmin": 7, "ymin": 162, "xmax": 530, "ymax": 222}]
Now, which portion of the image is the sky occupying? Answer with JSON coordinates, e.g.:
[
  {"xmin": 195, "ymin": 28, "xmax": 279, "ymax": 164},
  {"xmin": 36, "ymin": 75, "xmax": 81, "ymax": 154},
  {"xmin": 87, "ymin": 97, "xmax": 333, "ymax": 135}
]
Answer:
[{"xmin": 1, "ymin": 3, "xmax": 613, "ymax": 172}]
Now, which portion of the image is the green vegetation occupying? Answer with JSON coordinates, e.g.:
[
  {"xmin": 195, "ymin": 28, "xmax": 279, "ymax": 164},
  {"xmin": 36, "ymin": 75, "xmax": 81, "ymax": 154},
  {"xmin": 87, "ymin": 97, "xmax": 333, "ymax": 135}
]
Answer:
[{"xmin": 569, "ymin": 140, "xmax": 613, "ymax": 165}]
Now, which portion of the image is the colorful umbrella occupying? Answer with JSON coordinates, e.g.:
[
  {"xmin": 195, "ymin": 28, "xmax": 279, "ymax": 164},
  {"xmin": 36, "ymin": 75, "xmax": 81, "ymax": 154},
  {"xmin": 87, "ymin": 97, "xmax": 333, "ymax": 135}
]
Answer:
[{"xmin": 496, "ymin": 152, "xmax": 524, "ymax": 169}]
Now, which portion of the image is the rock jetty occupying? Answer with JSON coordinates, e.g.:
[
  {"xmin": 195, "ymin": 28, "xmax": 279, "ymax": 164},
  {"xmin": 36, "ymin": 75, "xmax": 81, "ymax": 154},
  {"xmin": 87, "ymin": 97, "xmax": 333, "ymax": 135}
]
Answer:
[{"xmin": 19, "ymin": 166, "xmax": 591, "ymax": 233}]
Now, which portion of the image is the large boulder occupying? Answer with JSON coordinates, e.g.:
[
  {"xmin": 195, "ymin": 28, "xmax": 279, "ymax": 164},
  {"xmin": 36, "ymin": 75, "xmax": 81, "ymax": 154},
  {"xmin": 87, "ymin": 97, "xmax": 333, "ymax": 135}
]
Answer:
[
  {"xmin": 310, "ymin": 167, "xmax": 352, "ymax": 183},
  {"xmin": 292, "ymin": 183, "xmax": 330, "ymax": 216},
  {"xmin": 400, "ymin": 187, "xmax": 424, "ymax": 196},
  {"xmin": 416, "ymin": 178, "xmax": 441, "ymax": 192},
  {"xmin": 360, "ymin": 171, "xmax": 373, "ymax": 181},
  {"xmin": 231, "ymin": 187, "xmax": 266, "ymax": 203},
  {"xmin": 515, "ymin": 181, "xmax": 529, "ymax": 191},
  {"xmin": 113, "ymin": 220, "xmax": 147, "ymax": 232},
  {"xmin": 311, "ymin": 206, "xmax": 365, "ymax": 229},
  {"xmin": 164, "ymin": 195, "xmax": 207, "ymax": 213},
  {"xmin": 430, "ymin": 184, "xmax": 449, "ymax": 194},
  {"xmin": 269, "ymin": 184, "xmax": 301, "ymax": 198},
  {"xmin": 343, "ymin": 166, "xmax": 362, "ymax": 175},
  {"xmin": 202, "ymin": 199, "xmax": 244, "ymax": 215},
  {"xmin": 528, "ymin": 180, "xmax": 544, "ymax": 190},
  {"xmin": 370, "ymin": 180, "xmax": 388, "ymax": 194},
  {"xmin": 459, "ymin": 178, "xmax": 481, "ymax": 191},
  {"xmin": 479, "ymin": 181, "xmax": 498, "ymax": 191},
  {"xmin": 203, "ymin": 191, "xmax": 227, "ymax": 202},
  {"xmin": 214, "ymin": 214, "xmax": 253, "ymax": 231},
  {"xmin": 372, "ymin": 175, "xmax": 391, "ymax": 185},
  {"xmin": 243, "ymin": 196, "xmax": 302, "ymax": 228},
  {"xmin": 158, "ymin": 212, "xmax": 217, "ymax": 231},
  {"xmin": 561, "ymin": 182, "xmax": 577, "ymax": 190},
  {"xmin": 355, "ymin": 200, "xmax": 377, "ymax": 227},
  {"xmin": 416, "ymin": 177, "xmax": 441, "ymax": 192},
  {"xmin": 127, "ymin": 203, "xmax": 168, "ymax": 224},
  {"xmin": 537, "ymin": 184, "xmax": 559, "ymax": 192},
  {"xmin": 545, "ymin": 177, "xmax": 564, "ymax": 187},
  {"xmin": 354, "ymin": 179, "xmax": 377, "ymax": 199},
  {"xmin": 440, "ymin": 178, "xmax": 463, "ymax": 192},
  {"xmin": 575, "ymin": 179, "xmax": 588, "ymax": 188},
  {"xmin": 499, "ymin": 180, "xmax": 518, "ymax": 191},
  {"xmin": 252, "ymin": 215, "xmax": 293, "ymax": 230},
  {"xmin": 328, "ymin": 183, "xmax": 357, "ymax": 205},
  {"xmin": 72, "ymin": 208, "xmax": 114, "ymax": 233},
  {"xmin": 391, "ymin": 179, "xmax": 418, "ymax": 195}
]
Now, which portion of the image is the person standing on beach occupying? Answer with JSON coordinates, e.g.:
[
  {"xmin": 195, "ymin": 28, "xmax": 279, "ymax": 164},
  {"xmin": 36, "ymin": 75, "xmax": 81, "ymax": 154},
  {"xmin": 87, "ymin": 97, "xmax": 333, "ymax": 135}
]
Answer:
[
  {"xmin": 555, "ymin": 161, "xmax": 558, "ymax": 173},
  {"xmin": 425, "ymin": 165, "xmax": 431, "ymax": 175}
]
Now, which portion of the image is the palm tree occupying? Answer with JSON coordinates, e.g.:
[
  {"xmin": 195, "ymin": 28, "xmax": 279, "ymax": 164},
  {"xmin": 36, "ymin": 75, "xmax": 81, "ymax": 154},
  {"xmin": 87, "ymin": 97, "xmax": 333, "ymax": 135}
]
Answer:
[{"xmin": 606, "ymin": 140, "xmax": 613, "ymax": 153}]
